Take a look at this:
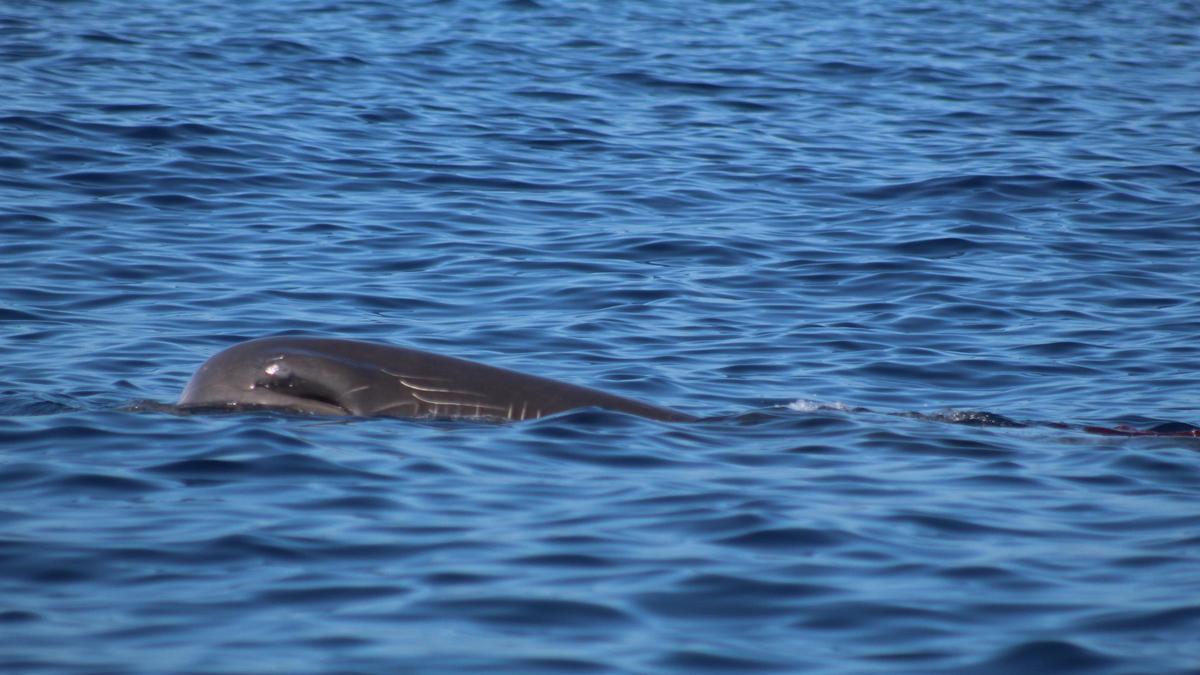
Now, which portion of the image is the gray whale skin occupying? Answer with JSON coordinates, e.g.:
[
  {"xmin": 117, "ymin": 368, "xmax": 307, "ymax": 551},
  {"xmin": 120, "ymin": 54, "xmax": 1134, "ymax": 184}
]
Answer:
[{"xmin": 179, "ymin": 337, "xmax": 694, "ymax": 422}]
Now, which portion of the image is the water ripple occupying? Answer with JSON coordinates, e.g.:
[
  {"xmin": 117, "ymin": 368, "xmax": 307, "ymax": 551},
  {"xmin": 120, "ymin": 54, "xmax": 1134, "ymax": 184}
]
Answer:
[{"xmin": 2, "ymin": 0, "xmax": 1200, "ymax": 672}]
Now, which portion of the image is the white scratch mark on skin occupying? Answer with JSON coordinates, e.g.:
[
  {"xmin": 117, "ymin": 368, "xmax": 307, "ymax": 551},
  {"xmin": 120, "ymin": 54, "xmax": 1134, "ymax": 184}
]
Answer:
[
  {"xmin": 381, "ymin": 368, "xmax": 447, "ymax": 382},
  {"xmin": 411, "ymin": 391, "xmax": 505, "ymax": 413},
  {"xmin": 372, "ymin": 400, "xmax": 419, "ymax": 415},
  {"xmin": 397, "ymin": 378, "xmax": 481, "ymax": 395},
  {"xmin": 343, "ymin": 385, "xmax": 371, "ymax": 395}
]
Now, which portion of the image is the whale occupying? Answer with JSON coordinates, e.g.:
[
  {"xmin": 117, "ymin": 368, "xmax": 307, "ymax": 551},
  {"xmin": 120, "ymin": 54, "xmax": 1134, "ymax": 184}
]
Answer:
[{"xmin": 178, "ymin": 337, "xmax": 695, "ymax": 422}]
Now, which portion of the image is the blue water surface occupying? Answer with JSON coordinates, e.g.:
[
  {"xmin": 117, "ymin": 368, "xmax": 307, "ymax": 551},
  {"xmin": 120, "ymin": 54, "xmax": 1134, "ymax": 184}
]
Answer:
[{"xmin": 3, "ymin": 1, "xmax": 1200, "ymax": 672}]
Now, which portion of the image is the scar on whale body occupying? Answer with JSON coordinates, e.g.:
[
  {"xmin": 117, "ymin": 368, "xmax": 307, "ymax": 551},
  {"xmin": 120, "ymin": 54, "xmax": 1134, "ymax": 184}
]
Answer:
[{"xmin": 178, "ymin": 337, "xmax": 696, "ymax": 422}]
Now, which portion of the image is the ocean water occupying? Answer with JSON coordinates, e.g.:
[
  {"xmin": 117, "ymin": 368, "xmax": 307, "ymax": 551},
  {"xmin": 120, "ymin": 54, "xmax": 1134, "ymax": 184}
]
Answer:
[{"xmin": 3, "ymin": 0, "xmax": 1200, "ymax": 672}]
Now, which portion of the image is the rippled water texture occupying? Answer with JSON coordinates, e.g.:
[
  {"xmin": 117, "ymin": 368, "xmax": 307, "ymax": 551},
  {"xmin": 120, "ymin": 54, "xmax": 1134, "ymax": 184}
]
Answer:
[{"xmin": 3, "ymin": 1, "xmax": 1200, "ymax": 673}]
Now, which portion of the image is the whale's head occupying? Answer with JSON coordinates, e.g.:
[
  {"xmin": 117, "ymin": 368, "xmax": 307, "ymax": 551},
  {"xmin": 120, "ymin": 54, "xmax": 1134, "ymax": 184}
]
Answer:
[{"xmin": 178, "ymin": 338, "xmax": 375, "ymax": 416}]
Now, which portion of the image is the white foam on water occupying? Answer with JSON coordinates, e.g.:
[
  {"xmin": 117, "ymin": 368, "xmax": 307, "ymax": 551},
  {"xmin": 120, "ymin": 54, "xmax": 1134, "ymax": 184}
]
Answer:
[{"xmin": 785, "ymin": 399, "xmax": 855, "ymax": 413}]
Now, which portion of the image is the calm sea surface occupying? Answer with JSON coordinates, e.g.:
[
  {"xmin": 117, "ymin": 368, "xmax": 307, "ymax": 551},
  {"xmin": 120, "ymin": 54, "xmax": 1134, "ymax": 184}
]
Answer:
[{"xmin": 3, "ymin": 1, "xmax": 1200, "ymax": 672}]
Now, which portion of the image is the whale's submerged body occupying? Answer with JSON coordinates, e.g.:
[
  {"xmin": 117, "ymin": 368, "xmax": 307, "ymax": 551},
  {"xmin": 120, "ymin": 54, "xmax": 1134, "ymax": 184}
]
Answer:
[{"xmin": 178, "ymin": 337, "xmax": 695, "ymax": 422}]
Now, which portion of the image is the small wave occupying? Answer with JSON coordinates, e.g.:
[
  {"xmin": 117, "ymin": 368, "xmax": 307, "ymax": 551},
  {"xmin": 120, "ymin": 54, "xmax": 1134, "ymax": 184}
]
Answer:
[{"xmin": 974, "ymin": 640, "xmax": 1121, "ymax": 674}]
